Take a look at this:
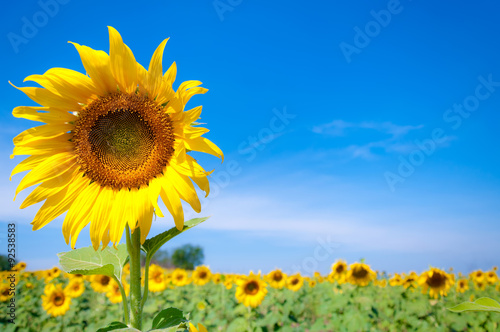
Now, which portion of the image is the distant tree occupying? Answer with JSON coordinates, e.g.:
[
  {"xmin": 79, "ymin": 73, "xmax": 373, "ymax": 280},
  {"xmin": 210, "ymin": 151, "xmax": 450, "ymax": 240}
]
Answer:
[
  {"xmin": 151, "ymin": 249, "xmax": 173, "ymax": 268},
  {"xmin": 0, "ymin": 255, "xmax": 11, "ymax": 271},
  {"xmin": 171, "ymin": 244, "xmax": 204, "ymax": 270}
]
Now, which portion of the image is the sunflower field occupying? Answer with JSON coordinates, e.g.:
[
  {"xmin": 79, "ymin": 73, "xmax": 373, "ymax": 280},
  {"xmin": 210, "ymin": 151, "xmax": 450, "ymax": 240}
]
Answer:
[{"xmin": 2, "ymin": 260, "xmax": 500, "ymax": 331}]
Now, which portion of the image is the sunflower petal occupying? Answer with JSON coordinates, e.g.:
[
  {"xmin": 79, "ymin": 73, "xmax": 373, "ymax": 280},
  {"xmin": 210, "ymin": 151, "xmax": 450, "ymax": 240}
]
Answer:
[
  {"xmin": 13, "ymin": 106, "xmax": 77, "ymax": 124},
  {"xmin": 10, "ymin": 155, "xmax": 46, "ymax": 180},
  {"xmin": 148, "ymin": 177, "xmax": 164, "ymax": 218},
  {"xmin": 90, "ymin": 188, "xmax": 115, "ymax": 250},
  {"xmin": 148, "ymin": 38, "xmax": 169, "ymax": 98},
  {"xmin": 108, "ymin": 26, "xmax": 138, "ymax": 94},
  {"xmin": 166, "ymin": 167, "xmax": 201, "ymax": 213},
  {"xmin": 11, "ymin": 134, "xmax": 73, "ymax": 157},
  {"xmin": 13, "ymin": 124, "xmax": 73, "ymax": 146},
  {"xmin": 10, "ymin": 82, "xmax": 81, "ymax": 112},
  {"xmin": 69, "ymin": 42, "xmax": 117, "ymax": 93},
  {"xmin": 159, "ymin": 179, "xmax": 184, "ymax": 230},
  {"xmin": 184, "ymin": 137, "xmax": 224, "ymax": 161}
]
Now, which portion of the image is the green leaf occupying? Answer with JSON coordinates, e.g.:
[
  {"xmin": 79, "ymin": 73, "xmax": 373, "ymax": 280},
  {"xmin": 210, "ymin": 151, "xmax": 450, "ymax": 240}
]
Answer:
[
  {"xmin": 142, "ymin": 217, "xmax": 209, "ymax": 258},
  {"xmin": 58, "ymin": 244, "xmax": 128, "ymax": 280},
  {"xmin": 448, "ymin": 297, "xmax": 500, "ymax": 313},
  {"xmin": 96, "ymin": 321, "xmax": 129, "ymax": 332},
  {"xmin": 151, "ymin": 307, "xmax": 187, "ymax": 330}
]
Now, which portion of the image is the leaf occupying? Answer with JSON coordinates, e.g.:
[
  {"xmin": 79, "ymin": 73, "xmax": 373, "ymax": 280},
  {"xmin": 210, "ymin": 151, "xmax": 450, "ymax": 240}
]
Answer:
[
  {"xmin": 95, "ymin": 321, "xmax": 129, "ymax": 332},
  {"xmin": 151, "ymin": 307, "xmax": 187, "ymax": 330},
  {"xmin": 142, "ymin": 217, "xmax": 209, "ymax": 258},
  {"xmin": 58, "ymin": 244, "xmax": 128, "ymax": 280},
  {"xmin": 448, "ymin": 297, "xmax": 500, "ymax": 313}
]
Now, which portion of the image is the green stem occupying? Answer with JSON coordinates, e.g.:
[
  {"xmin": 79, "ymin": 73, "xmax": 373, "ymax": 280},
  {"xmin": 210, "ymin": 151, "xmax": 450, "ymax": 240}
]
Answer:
[
  {"xmin": 126, "ymin": 225, "xmax": 143, "ymax": 330},
  {"xmin": 141, "ymin": 254, "xmax": 152, "ymax": 309},
  {"xmin": 112, "ymin": 275, "xmax": 130, "ymax": 325}
]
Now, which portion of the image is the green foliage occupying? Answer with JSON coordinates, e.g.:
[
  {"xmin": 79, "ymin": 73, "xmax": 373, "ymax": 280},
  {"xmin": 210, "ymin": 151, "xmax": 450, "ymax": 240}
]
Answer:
[
  {"xmin": 58, "ymin": 244, "xmax": 128, "ymax": 280},
  {"xmin": 151, "ymin": 307, "xmax": 188, "ymax": 330},
  {"xmin": 448, "ymin": 297, "xmax": 500, "ymax": 313},
  {"xmin": 0, "ymin": 254, "xmax": 11, "ymax": 271},
  {"xmin": 171, "ymin": 244, "xmax": 204, "ymax": 270},
  {"xmin": 96, "ymin": 321, "xmax": 129, "ymax": 332}
]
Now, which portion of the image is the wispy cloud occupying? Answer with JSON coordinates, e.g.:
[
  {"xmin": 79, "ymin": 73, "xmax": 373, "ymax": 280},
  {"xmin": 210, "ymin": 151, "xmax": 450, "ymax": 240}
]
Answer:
[{"xmin": 312, "ymin": 120, "xmax": 457, "ymax": 160}]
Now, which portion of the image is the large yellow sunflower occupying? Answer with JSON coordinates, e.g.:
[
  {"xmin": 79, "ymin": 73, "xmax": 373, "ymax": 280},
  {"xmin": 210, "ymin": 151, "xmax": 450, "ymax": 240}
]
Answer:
[
  {"xmin": 10, "ymin": 27, "xmax": 222, "ymax": 250},
  {"xmin": 286, "ymin": 273, "xmax": 304, "ymax": 292},
  {"xmin": 171, "ymin": 268, "xmax": 190, "ymax": 287},
  {"xmin": 64, "ymin": 279, "xmax": 85, "ymax": 298},
  {"xmin": 42, "ymin": 283, "xmax": 72, "ymax": 317},
  {"xmin": 235, "ymin": 272, "xmax": 268, "ymax": 308},
  {"xmin": 148, "ymin": 264, "xmax": 167, "ymax": 293}
]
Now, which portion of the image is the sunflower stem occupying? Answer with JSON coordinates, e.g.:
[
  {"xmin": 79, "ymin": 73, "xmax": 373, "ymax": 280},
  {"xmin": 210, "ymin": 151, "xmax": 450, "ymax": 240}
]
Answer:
[
  {"xmin": 113, "ymin": 275, "xmax": 130, "ymax": 326},
  {"xmin": 126, "ymin": 225, "xmax": 143, "ymax": 330},
  {"xmin": 141, "ymin": 253, "xmax": 152, "ymax": 309}
]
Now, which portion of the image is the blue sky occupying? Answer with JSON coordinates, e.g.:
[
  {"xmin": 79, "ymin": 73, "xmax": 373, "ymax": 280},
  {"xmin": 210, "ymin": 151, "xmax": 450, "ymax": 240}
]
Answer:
[{"xmin": 1, "ymin": 0, "xmax": 500, "ymax": 275}]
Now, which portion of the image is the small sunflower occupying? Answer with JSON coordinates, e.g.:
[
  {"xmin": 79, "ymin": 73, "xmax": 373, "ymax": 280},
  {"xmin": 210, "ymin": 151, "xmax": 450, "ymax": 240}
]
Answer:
[
  {"xmin": 11, "ymin": 27, "xmax": 222, "ymax": 250},
  {"xmin": 486, "ymin": 270, "xmax": 498, "ymax": 285},
  {"xmin": 346, "ymin": 262, "xmax": 376, "ymax": 287},
  {"xmin": 171, "ymin": 268, "xmax": 189, "ymax": 287},
  {"xmin": 189, "ymin": 323, "xmax": 208, "ymax": 332},
  {"xmin": 106, "ymin": 278, "xmax": 128, "ymax": 303},
  {"xmin": 65, "ymin": 279, "xmax": 85, "ymax": 298},
  {"xmin": 12, "ymin": 262, "xmax": 27, "ymax": 271},
  {"xmin": 469, "ymin": 270, "xmax": 485, "ymax": 282},
  {"xmin": 375, "ymin": 279, "xmax": 387, "ymax": 288},
  {"xmin": 266, "ymin": 269, "xmax": 287, "ymax": 289},
  {"xmin": 235, "ymin": 272, "xmax": 268, "ymax": 308},
  {"xmin": 331, "ymin": 260, "xmax": 348, "ymax": 280},
  {"xmin": 148, "ymin": 264, "xmax": 167, "ymax": 292},
  {"xmin": 212, "ymin": 273, "xmax": 222, "ymax": 284},
  {"xmin": 456, "ymin": 279, "xmax": 469, "ymax": 293},
  {"xmin": 308, "ymin": 279, "xmax": 317, "ymax": 288},
  {"xmin": 192, "ymin": 266, "xmax": 212, "ymax": 286},
  {"xmin": 0, "ymin": 284, "xmax": 13, "ymax": 302},
  {"xmin": 286, "ymin": 274, "xmax": 304, "ymax": 292},
  {"xmin": 418, "ymin": 267, "xmax": 454, "ymax": 298},
  {"xmin": 42, "ymin": 283, "xmax": 72, "ymax": 317},
  {"xmin": 402, "ymin": 272, "xmax": 419, "ymax": 290},
  {"xmin": 90, "ymin": 275, "xmax": 113, "ymax": 293},
  {"xmin": 389, "ymin": 273, "xmax": 403, "ymax": 287}
]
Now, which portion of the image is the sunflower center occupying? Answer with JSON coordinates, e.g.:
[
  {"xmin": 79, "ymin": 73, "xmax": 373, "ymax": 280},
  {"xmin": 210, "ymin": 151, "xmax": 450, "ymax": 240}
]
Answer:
[
  {"xmin": 336, "ymin": 265, "xmax": 345, "ymax": 273},
  {"xmin": 199, "ymin": 272, "xmax": 207, "ymax": 279},
  {"xmin": 100, "ymin": 276, "xmax": 111, "ymax": 286},
  {"xmin": 53, "ymin": 293, "xmax": 65, "ymax": 306},
  {"xmin": 427, "ymin": 273, "xmax": 446, "ymax": 288},
  {"xmin": 352, "ymin": 268, "xmax": 368, "ymax": 279},
  {"xmin": 74, "ymin": 93, "xmax": 175, "ymax": 189},
  {"xmin": 273, "ymin": 272, "xmax": 283, "ymax": 281},
  {"xmin": 245, "ymin": 281, "xmax": 260, "ymax": 295},
  {"xmin": 2, "ymin": 289, "xmax": 9, "ymax": 296},
  {"xmin": 291, "ymin": 278, "xmax": 299, "ymax": 285}
]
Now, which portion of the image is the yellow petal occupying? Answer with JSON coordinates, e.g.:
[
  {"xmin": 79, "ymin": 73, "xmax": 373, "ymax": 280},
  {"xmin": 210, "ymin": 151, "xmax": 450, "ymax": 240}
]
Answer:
[
  {"xmin": 166, "ymin": 167, "xmax": 201, "ymax": 213},
  {"xmin": 11, "ymin": 134, "xmax": 73, "ymax": 157},
  {"xmin": 159, "ymin": 179, "xmax": 184, "ymax": 230},
  {"xmin": 20, "ymin": 164, "xmax": 79, "ymax": 209},
  {"xmin": 183, "ymin": 106, "xmax": 202, "ymax": 125},
  {"xmin": 148, "ymin": 38, "xmax": 169, "ymax": 98},
  {"xmin": 69, "ymin": 41, "xmax": 117, "ymax": 93},
  {"xmin": 13, "ymin": 124, "xmax": 73, "ymax": 146},
  {"xmin": 31, "ymin": 172, "xmax": 89, "ymax": 230},
  {"xmin": 108, "ymin": 26, "xmax": 138, "ymax": 93},
  {"xmin": 148, "ymin": 177, "xmax": 164, "ymax": 218},
  {"xmin": 109, "ymin": 189, "xmax": 130, "ymax": 245},
  {"xmin": 15, "ymin": 152, "xmax": 77, "ymax": 199},
  {"xmin": 10, "ymin": 82, "xmax": 81, "ymax": 112},
  {"xmin": 90, "ymin": 187, "xmax": 115, "ymax": 250},
  {"xmin": 184, "ymin": 137, "xmax": 224, "ymax": 161},
  {"xmin": 12, "ymin": 106, "xmax": 77, "ymax": 124},
  {"xmin": 10, "ymin": 155, "xmax": 46, "ymax": 180}
]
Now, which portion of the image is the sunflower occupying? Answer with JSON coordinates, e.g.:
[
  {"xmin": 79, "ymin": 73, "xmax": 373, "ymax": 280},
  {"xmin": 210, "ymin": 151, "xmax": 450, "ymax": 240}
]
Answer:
[
  {"xmin": 189, "ymin": 323, "xmax": 208, "ymax": 332},
  {"xmin": 212, "ymin": 273, "xmax": 222, "ymax": 284},
  {"xmin": 90, "ymin": 275, "xmax": 113, "ymax": 293},
  {"xmin": 10, "ymin": 27, "xmax": 222, "ymax": 250},
  {"xmin": 12, "ymin": 262, "xmax": 27, "ymax": 271},
  {"xmin": 469, "ymin": 270, "xmax": 485, "ymax": 283},
  {"xmin": 456, "ymin": 279, "xmax": 469, "ymax": 293},
  {"xmin": 171, "ymin": 268, "xmax": 189, "ymax": 287},
  {"xmin": 42, "ymin": 283, "xmax": 72, "ymax": 317},
  {"xmin": 235, "ymin": 272, "xmax": 268, "ymax": 308},
  {"xmin": 331, "ymin": 260, "xmax": 348, "ymax": 280},
  {"xmin": 402, "ymin": 272, "xmax": 419, "ymax": 290},
  {"xmin": 375, "ymin": 279, "xmax": 387, "ymax": 288},
  {"xmin": 389, "ymin": 273, "xmax": 403, "ymax": 287},
  {"xmin": 106, "ymin": 278, "xmax": 128, "ymax": 303},
  {"xmin": 148, "ymin": 264, "xmax": 167, "ymax": 292},
  {"xmin": 192, "ymin": 266, "xmax": 212, "ymax": 286},
  {"xmin": 0, "ymin": 284, "xmax": 13, "ymax": 302},
  {"xmin": 308, "ymin": 279, "xmax": 317, "ymax": 288},
  {"xmin": 418, "ymin": 267, "xmax": 454, "ymax": 299},
  {"xmin": 65, "ymin": 279, "xmax": 85, "ymax": 298},
  {"xmin": 346, "ymin": 263, "xmax": 376, "ymax": 287},
  {"xmin": 266, "ymin": 269, "xmax": 287, "ymax": 289},
  {"xmin": 486, "ymin": 270, "xmax": 498, "ymax": 285},
  {"xmin": 286, "ymin": 274, "xmax": 304, "ymax": 292}
]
